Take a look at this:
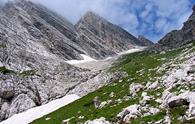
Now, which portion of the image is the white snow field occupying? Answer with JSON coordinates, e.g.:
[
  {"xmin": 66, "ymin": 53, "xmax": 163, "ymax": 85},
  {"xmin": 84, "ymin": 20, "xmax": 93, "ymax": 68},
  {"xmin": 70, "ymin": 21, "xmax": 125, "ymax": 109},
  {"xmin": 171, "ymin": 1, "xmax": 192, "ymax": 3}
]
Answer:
[
  {"xmin": 117, "ymin": 48, "xmax": 144, "ymax": 55},
  {"xmin": 68, "ymin": 47, "xmax": 145, "ymax": 70},
  {"xmin": 0, "ymin": 94, "xmax": 80, "ymax": 124}
]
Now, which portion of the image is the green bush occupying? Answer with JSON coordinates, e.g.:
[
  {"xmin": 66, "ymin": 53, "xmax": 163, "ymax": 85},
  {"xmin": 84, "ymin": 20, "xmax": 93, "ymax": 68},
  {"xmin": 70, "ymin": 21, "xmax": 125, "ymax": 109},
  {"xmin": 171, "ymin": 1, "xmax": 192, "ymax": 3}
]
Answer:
[
  {"xmin": 0, "ymin": 66, "xmax": 15, "ymax": 74},
  {"xmin": 19, "ymin": 70, "xmax": 36, "ymax": 77}
]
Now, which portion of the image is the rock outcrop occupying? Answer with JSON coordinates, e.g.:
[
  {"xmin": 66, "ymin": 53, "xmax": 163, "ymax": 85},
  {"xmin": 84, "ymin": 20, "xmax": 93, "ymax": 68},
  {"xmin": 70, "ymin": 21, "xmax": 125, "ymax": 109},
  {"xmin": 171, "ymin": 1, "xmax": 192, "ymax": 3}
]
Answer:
[
  {"xmin": 85, "ymin": 117, "xmax": 111, "ymax": 124},
  {"xmin": 117, "ymin": 104, "xmax": 141, "ymax": 123},
  {"xmin": 167, "ymin": 92, "xmax": 195, "ymax": 120}
]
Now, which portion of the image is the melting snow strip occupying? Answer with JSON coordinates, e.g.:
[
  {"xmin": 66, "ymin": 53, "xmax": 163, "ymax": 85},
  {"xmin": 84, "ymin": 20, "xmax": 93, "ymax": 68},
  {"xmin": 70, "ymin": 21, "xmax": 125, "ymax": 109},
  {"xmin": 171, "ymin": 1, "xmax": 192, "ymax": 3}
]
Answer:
[
  {"xmin": 66, "ymin": 54, "xmax": 97, "ymax": 65},
  {"xmin": 0, "ymin": 94, "xmax": 80, "ymax": 124},
  {"xmin": 66, "ymin": 48, "xmax": 144, "ymax": 65}
]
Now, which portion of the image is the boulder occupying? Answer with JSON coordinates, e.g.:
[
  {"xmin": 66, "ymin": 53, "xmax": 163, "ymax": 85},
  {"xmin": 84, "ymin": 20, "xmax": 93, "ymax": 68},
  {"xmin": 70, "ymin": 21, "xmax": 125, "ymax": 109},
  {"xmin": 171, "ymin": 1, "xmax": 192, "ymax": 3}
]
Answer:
[
  {"xmin": 129, "ymin": 83, "xmax": 143, "ymax": 96},
  {"xmin": 167, "ymin": 92, "xmax": 195, "ymax": 120},
  {"xmin": 164, "ymin": 115, "xmax": 171, "ymax": 124},
  {"xmin": 109, "ymin": 92, "xmax": 114, "ymax": 98},
  {"xmin": 160, "ymin": 90, "xmax": 175, "ymax": 107},
  {"xmin": 187, "ymin": 65, "xmax": 195, "ymax": 75},
  {"xmin": 8, "ymin": 94, "xmax": 36, "ymax": 117},
  {"xmin": 93, "ymin": 96, "xmax": 101, "ymax": 109},
  {"xmin": 0, "ymin": 102, "xmax": 9, "ymax": 121},
  {"xmin": 168, "ymin": 98, "xmax": 189, "ymax": 108},
  {"xmin": 0, "ymin": 79, "xmax": 15, "ymax": 99},
  {"xmin": 140, "ymin": 92, "xmax": 152, "ymax": 105},
  {"xmin": 117, "ymin": 104, "xmax": 141, "ymax": 123},
  {"xmin": 148, "ymin": 107, "xmax": 160, "ymax": 115},
  {"xmin": 99, "ymin": 101, "xmax": 107, "ymax": 109},
  {"xmin": 147, "ymin": 81, "xmax": 159, "ymax": 90},
  {"xmin": 85, "ymin": 117, "xmax": 111, "ymax": 124}
]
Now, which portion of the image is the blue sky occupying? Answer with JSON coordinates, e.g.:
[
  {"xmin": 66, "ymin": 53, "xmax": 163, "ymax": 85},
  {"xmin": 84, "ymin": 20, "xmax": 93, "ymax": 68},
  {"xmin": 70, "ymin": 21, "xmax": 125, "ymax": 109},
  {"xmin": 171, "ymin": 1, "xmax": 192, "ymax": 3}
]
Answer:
[{"xmin": 2, "ymin": 0, "xmax": 195, "ymax": 42}]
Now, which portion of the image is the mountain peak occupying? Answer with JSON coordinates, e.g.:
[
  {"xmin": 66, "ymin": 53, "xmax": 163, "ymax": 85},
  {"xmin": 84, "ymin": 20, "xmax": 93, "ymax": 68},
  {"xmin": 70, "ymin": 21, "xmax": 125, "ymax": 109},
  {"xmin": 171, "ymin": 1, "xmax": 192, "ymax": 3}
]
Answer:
[
  {"xmin": 138, "ymin": 35, "xmax": 154, "ymax": 46},
  {"xmin": 75, "ymin": 11, "xmax": 151, "ymax": 59},
  {"xmin": 83, "ymin": 11, "xmax": 100, "ymax": 18},
  {"xmin": 79, "ymin": 11, "xmax": 109, "ymax": 27}
]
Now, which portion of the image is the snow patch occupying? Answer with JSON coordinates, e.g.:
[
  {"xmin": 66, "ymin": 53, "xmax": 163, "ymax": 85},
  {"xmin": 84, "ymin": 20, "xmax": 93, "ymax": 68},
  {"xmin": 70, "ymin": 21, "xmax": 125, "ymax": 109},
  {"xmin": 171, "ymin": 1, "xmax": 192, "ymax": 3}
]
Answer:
[
  {"xmin": 0, "ymin": 94, "xmax": 80, "ymax": 124},
  {"xmin": 118, "ymin": 48, "xmax": 144, "ymax": 55},
  {"xmin": 66, "ymin": 48, "xmax": 144, "ymax": 65},
  {"xmin": 66, "ymin": 54, "xmax": 96, "ymax": 65}
]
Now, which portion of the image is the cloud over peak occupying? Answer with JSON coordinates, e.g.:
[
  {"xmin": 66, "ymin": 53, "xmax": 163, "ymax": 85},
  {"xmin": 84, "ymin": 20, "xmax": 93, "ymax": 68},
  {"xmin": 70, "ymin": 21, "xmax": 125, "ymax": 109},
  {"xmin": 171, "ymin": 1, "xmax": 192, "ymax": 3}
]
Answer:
[{"xmin": 1, "ymin": 0, "xmax": 195, "ymax": 42}]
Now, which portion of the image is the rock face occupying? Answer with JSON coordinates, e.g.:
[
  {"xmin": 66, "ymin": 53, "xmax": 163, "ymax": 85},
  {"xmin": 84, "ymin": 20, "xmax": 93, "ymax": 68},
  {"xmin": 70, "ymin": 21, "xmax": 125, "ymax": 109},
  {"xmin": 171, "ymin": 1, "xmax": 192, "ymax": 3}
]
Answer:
[
  {"xmin": 159, "ymin": 5, "xmax": 195, "ymax": 47},
  {"xmin": 75, "ymin": 11, "xmax": 150, "ymax": 59},
  {"xmin": 2, "ymin": 0, "xmax": 85, "ymax": 61},
  {"xmin": 138, "ymin": 35, "xmax": 154, "ymax": 46}
]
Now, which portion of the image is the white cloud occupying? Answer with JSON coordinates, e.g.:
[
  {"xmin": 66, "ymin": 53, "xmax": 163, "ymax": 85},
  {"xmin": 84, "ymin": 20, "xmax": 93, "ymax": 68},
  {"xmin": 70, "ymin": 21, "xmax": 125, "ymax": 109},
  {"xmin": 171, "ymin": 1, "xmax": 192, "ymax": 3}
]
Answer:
[
  {"xmin": 151, "ymin": 0, "xmax": 191, "ymax": 18},
  {"xmin": 32, "ymin": 0, "xmax": 140, "ymax": 36}
]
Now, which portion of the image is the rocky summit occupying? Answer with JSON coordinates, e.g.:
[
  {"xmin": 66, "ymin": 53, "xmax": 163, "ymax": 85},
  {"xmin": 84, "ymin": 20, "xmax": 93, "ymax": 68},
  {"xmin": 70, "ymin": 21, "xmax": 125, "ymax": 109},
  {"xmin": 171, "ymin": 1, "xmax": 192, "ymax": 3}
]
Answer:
[
  {"xmin": 1, "ymin": 0, "xmax": 195, "ymax": 124},
  {"xmin": 138, "ymin": 35, "xmax": 154, "ymax": 46},
  {"xmin": 75, "ymin": 12, "xmax": 150, "ymax": 59}
]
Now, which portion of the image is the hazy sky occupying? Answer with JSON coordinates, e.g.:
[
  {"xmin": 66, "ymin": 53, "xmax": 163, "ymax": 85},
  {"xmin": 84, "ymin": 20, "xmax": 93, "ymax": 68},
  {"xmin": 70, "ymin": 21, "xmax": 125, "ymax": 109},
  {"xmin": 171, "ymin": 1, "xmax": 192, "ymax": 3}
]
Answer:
[{"xmin": 1, "ymin": 0, "xmax": 195, "ymax": 42}]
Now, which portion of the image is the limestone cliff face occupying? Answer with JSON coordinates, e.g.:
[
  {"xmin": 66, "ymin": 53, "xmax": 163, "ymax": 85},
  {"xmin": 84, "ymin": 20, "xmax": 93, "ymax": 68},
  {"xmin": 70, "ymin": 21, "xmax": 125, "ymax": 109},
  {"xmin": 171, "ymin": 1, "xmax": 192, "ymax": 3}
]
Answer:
[
  {"xmin": 1, "ymin": 0, "xmax": 85, "ymax": 61},
  {"xmin": 159, "ymin": 5, "xmax": 195, "ymax": 47},
  {"xmin": 75, "ymin": 12, "xmax": 149, "ymax": 59}
]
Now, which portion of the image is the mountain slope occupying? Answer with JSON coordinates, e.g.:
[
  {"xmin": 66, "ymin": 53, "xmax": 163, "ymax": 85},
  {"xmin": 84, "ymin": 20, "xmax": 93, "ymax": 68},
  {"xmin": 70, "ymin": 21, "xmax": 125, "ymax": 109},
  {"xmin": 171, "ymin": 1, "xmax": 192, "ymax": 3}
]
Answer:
[
  {"xmin": 31, "ymin": 4, "xmax": 195, "ymax": 123},
  {"xmin": 32, "ymin": 41, "xmax": 195, "ymax": 124},
  {"xmin": 2, "ymin": 0, "xmax": 85, "ymax": 60}
]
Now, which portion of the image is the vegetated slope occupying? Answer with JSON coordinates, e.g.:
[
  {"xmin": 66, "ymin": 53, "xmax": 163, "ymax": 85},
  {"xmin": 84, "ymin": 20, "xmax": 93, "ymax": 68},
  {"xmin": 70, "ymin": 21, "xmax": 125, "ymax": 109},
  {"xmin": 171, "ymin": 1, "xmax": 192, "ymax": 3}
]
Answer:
[{"xmin": 32, "ymin": 40, "xmax": 195, "ymax": 124}]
